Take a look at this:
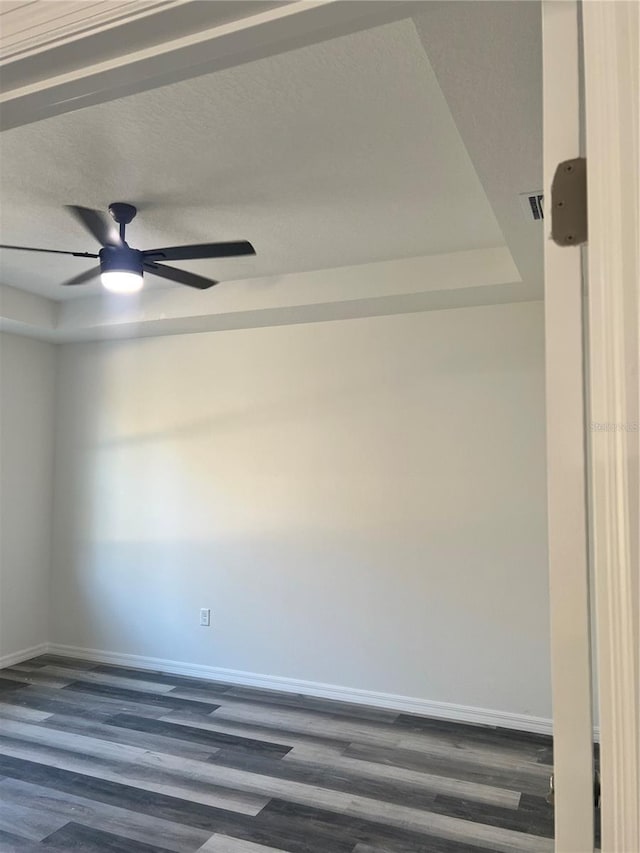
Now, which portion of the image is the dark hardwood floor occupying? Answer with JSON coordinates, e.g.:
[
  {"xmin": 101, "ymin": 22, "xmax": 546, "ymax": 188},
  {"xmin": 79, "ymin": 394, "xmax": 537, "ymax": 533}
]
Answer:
[{"xmin": 0, "ymin": 655, "xmax": 554, "ymax": 853}]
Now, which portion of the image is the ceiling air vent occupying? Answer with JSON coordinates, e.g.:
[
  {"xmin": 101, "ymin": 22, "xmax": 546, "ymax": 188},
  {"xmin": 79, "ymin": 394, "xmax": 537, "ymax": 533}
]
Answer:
[{"xmin": 519, "ymin": 191, "xmax": 544, "ymax": 221}]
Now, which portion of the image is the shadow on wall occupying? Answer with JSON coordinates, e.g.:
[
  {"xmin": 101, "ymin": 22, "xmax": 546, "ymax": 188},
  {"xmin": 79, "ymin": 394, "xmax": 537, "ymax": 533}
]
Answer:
[
  {"xmin": 88, "ymin": 365, "xmax": 479, "ymax": 450},
  {"xmin": 51, "ymin": 305, "xmax": 550, "ymax": 715}
]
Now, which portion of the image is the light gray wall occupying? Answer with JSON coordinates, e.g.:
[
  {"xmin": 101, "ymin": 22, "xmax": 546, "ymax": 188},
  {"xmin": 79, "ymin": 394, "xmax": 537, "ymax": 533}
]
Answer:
[
  {"xmin": 50, "ymin": 301, "xmax": 551, "ymax": 717},
  {"xmin": 0, "ymin": 331, "xmax": 56, "ymax": 660}
]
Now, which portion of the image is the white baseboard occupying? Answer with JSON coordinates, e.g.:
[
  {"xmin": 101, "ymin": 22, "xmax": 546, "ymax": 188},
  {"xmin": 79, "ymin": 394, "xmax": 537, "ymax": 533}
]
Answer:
[
  {"xmin": 0, "ymin": 642, "xmax": 49, "ymax": 670},
  {"xmin": 47, "ymin": 642, "xmax": 554, "ymax": 737}
]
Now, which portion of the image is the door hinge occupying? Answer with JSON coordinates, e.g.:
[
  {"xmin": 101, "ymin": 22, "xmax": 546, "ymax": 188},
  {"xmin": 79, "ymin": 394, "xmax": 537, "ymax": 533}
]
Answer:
[
  {"xmin": 546, "ymin": 770, "xmax": 601, "ymax": 808},
  {"xmin": 550, "ymin": 157, "xmax": 588, "ymax": 246}
]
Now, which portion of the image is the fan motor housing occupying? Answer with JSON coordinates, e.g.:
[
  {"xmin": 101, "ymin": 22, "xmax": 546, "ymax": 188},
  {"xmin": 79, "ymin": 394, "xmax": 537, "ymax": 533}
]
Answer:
[{"xmin": 99, "ymin": 245, "xmax": 144, "ymax": 276}]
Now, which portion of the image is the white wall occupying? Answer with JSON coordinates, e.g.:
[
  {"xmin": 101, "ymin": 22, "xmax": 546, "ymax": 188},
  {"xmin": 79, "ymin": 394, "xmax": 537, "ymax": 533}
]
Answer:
[
  {"xmin": 0, "ymin": 331, "xmax": 56, "ymax": 661},
  {"xmin": 50, "ymin": 301, "xmax": 551, "ymax": 718}
]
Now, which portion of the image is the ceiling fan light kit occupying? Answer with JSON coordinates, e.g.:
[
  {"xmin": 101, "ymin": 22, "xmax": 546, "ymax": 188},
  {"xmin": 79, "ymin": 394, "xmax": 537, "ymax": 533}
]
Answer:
[
  {"xmin": 0, "ymin": 202, "xmax": 256, "ymax": 293},
  {"xmin": 99, "ymin": 243, "xmax": 144, "ymax": 294}
]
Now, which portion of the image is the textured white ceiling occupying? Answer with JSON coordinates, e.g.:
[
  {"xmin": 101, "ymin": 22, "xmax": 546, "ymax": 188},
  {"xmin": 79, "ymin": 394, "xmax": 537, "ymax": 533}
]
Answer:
[
  {"xmin": 0, "ymin": 17, "xmax": 506, "ymax": 300},
  {"xmin": 411, "ymin": 1, "xmax": 543, "ymax": 299}
]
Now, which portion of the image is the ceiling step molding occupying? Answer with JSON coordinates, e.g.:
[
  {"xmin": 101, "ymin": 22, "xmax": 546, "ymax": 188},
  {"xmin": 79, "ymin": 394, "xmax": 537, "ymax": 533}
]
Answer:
[
  {"xmin": 0, "ymin": 1, "xmax": 185, "ymax": 63},
  {"xmin": 0, "ymin": 1, "xmax": 410, "ymax": 131},
  {"xmin": 0, "ymin": 249, "xmax": 525, "ymax": 343},
  {"xmin": 0, "ymin": 283, "xmax": 58, "ymax": 339}
]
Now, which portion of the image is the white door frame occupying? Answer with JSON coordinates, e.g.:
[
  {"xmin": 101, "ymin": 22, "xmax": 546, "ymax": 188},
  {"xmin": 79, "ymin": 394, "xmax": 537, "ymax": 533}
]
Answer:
[
  {"xmin": 542, "ymin": 3, "xmax": 595, "ymax": 850},
  {"xmin": 582, "ymin": 2, "xmax": 640, "ymax": 850},
  {"xmin": 544, "ymin": 1, "xmax": 640, "ymax": 849}
]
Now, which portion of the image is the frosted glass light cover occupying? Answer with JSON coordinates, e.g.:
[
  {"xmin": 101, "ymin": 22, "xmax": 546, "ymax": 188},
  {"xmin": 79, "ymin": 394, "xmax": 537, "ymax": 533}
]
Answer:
[{"xmin": 101, "ymin": 271, "xmax": 144, "ymax": 294}]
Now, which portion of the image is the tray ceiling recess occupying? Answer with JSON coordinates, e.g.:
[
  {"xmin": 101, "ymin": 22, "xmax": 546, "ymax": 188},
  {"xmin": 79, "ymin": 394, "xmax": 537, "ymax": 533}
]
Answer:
[{"xmin": 0, "ymin": 2, "xmax": 543, "ymax": 342}]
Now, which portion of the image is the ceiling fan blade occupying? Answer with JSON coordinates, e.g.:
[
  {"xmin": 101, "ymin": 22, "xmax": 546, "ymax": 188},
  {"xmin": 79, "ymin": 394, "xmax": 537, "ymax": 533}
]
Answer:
[
  {"xmin": 144, "ymin": 262, "xmax": 218, "ymax": 290},
  {"xmin": 143, "ymin": 240, "xmax": 255, "ymax": 262},
  {"xmin": 60, "ymin": 265, "xmax": 101, "ymax": 286},
  {"xmin": 66, "ymin": 205, "xmax": 121, "ymax": 248},
  {"xmin": 0, "ymin": 243, "xmax": 98, "ymax": 258}
]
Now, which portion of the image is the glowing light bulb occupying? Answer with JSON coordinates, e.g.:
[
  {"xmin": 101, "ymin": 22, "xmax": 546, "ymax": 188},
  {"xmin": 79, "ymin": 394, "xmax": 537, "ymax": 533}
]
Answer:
[{"xmin": 101, "ymin": 271, "xmax": 144, "ymax": 294}]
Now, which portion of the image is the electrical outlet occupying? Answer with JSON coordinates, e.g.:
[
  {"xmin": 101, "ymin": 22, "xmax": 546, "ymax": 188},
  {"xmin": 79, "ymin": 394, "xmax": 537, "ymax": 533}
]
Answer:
[{"xmin": 199, "ymin": 608, "xmax": 211, "ymax": 627}]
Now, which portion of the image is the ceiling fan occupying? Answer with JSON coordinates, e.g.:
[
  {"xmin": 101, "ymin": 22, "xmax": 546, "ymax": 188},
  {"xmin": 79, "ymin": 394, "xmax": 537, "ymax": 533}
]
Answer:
[{"xmin": 0, "ymin": 203, "xmax": 256, "ymax": 293}]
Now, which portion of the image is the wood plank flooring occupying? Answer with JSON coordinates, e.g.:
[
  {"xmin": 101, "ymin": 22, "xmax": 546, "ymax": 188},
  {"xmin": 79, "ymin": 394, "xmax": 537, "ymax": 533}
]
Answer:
[{"xmin": 0, "ymin": 655, "xmax": 555, "ymax": 853}]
